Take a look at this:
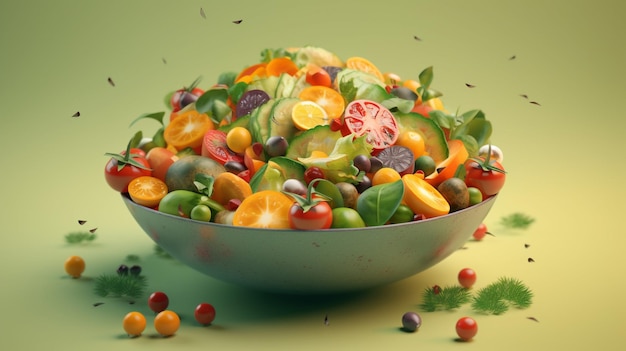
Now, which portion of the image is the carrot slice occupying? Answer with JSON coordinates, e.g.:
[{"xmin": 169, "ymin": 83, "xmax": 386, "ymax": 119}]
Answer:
[
  {"xmin": 402, "ymin": 173, "xmax": 449, "ymax": 218},
  {"xmin": 346, "ymin": 56, "xmax": 385, "ymax": 82},
  {"xmin": 265, "ymin": 57, "xmax": 299, "ymax": 77},
  {"xmin": 424, "ymin": 139, "xmax": 469, "ymax": 188}
]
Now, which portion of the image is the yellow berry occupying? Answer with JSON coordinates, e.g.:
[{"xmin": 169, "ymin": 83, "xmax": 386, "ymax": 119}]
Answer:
[{"xmin": 64, "ymin": 255, "xmax": 85, "ymax": 278}]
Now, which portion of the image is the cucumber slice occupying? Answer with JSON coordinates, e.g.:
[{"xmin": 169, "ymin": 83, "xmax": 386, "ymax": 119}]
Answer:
[
  {"xmin": 274, "ymin": 73, "xmax": 296, "ymax": 98},
  {"xmin": 394, "ymin": 112, "xmax": 449, "ymax": 164},
  {"xmin": 268, "ymin": 97, "xmax": 300, "ymax": 141},
  {"xmin": 289, "ymin": 73, "xmax": 311, "ymax": 98},
  {"xmin": 248, "ymin": 99, "xmax": 274, "ymax": 144},
  {"xmin": 217, "ymin": 113, "xmax": 250, "ymax": 133},
  {"xmin": 247, "ymin": 75, "xmax": 280, "ymax": 98},
  {"xmin": 285, "ymin": 125, "xmax": 342, "ymax": 159}
]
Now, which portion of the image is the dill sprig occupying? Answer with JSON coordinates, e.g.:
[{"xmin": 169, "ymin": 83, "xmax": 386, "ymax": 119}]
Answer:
[
  {"xmin": 471, "ymin": 277, "xmax": 533, "ymax": 315},
  {"xmin": 500, "ymin": 212, "xmax": 535, "ymax": 229},
  {"xmin": 65, "ymin": 231, "xmax": 97, "ymax": 244},
  {"xmin": 419, "ymin": 285, "xmax": 472, "ymax": 312},
  {"xmin": 94, "ymin": 274, "xmax": 148, "ymax": 299}
]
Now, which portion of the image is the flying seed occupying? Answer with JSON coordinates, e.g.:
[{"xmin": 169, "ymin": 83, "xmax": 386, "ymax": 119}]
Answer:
[
  {"xmin": 78, "ymin": 220, "xmax": 87, "ymax": 225},
  {"xmin": 465, "ymin": 83, "xmax": 476, "ymax": 88},
  {"xmin": 162, "ymin": 57, "xmax": 167, "ymax": 64},
  {"xmin": 524, "ymin": 243, "xmax": 530, "ymax": 248},
  {"xmin": 324, "ymin": 314, "xmax": 329, "ymax": 326},
  {"xmin": 528, "ymin": 257, "xmax": 535, "ymax": 263},
  {"xmin": 527, "ymin": 317, "xmax": 539, "ymax": 322},
  {"xmin": 200, "ymin": 7, "xmax": 206, "ymax": 19},
  {"xmin": 529, "ymin": 101, "xmax": 541, "ymax": 106},
  {"xmin": 413, "ymin": 35, "xmax": 421, "ymax": 41},
  {"xmin": 509, "ymin": 55, "xmax": 516, "ymax": 60},
  {"xmin": 89, "ymin": 227, "xmax": 98, "ymax": 233},
  {"xmin": 93, "ymin": 302, "xmax": 105, "ymax": 307},
  {"xmin": 232, "ymin": 19, "xmax": 243, "ymax": 24},
  {"xmin": 486, "ymin": 231, "xmax": 495, "ymax": 236},
  {"xmin": 72, "ymin": 111, "xmax": 80, "ymax": 118},
  {"xmin": 129, "ymin": 301, "xmax": 135, "ymax": 305},
  {"xmin": 107, "ymin": 77, "xmax": 115, "ymax": 87},
  {"xmin": 520, "ymin": 94, "xmax": 529, "ymax": 99}
]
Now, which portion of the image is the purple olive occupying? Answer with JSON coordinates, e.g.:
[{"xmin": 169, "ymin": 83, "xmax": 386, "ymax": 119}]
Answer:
[
  {"xmin": 282, "ymin": 178, "xmax": 307, "ymax": 195},
  {"xmin": 353, "ymin": 154, "xmax": 371, "ymax": 173},
  {"xmin": 129, "ymin": 265, "xmax": 142, "ymax": 276},
  {"xmin": 224, "ymin": 160, "xmax": 247, "ymax": 174},
  {"xmin": 117, "ymin": 264, "xmax": 129, "ymax": 276},
  {"xmin": 369, "ymin": 156, "xmax": 383, "ymax": 174},
  {"xmin": 237, "ymin": 89, "xmax": 270, "ymax": 118},
  {"xmin": 355, "ymin": 175, "xmax": 372, "ymax": 193},
  {"xmin": 401, "ymin": 312, "xmax": 422, "ymax": 332},
  {"xmin": 265, "ymin": 136, "xmax": 288, "ymax": 157}
]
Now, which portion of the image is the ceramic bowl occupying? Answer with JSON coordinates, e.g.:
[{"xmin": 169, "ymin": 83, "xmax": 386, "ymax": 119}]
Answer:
[{"xmin": 123, "ymin": 194, "xmax": 496, "ymax": 294}]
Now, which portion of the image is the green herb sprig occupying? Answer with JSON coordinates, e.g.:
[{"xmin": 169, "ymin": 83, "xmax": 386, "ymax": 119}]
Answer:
[
  {"xmin": 94, "ymin": 274, "xmax": 147, "ymax": 299},
  {"xmin": 65, "ymin": 231, "xmax": 97, "ymax": 244},
  {"xmin": 154, "ymin": 244, "xmax": 173, "ymax": 259},
  {"xmin": 471, "ymin": 277, "xmax": 533, "ymax": 315},
  {"xmin": 500, "ymin": 213, "xmax": 535, "ymax": 229},
  {"xmin": 420, "ymin": 285, "xmax": 472, "ymax": 312}
]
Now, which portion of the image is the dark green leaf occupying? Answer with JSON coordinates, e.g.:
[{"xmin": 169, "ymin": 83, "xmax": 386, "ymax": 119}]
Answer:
[
  {"xmin": 465, "ymin": 119, "xmax": 492, "ymax": 148},
  {"xmin": 228, "ymin": 81, "xmax": 248, "ymax": 104},
  {"xmin": 429, "ymin": 110, "xmax": 452, "ymax": 129},
  {"xmin": 418, "ymin": 66, "xmax": 434, "ymax": 89},
  {"xmin": 356, "ymin": 179, "xmax": 404, "ymax": 226},
  {"xmin": 194, "ymin": 173, "xmax": 215, "ymax": 197},
  {"xmin": 128, "ymin": 112, "xmax": 165, "ymax": 127},
  {"xmin": 129, "ymin": 131, "xmax": 143, "ymax": 149},
  {"xmin": 313, "ymin": 179, "xmax": 344, "ymax": 208},
  {"xmin": 454, "ymin": 135, "xmax": 479, "ymax": 157},
  {"xmin": 382, "ymin": 97, "xmax": 414, "ymax": 114},
  {"xmin": 460, "ymin": 109, "xmax": 482, "ymax": 125},
  {"xmin": 217, "ymin": 71, "xmax": 237, "ymax": 86},
  {"xmin": 164, "ymin": 91, "xmax": 174, "ymax": 109},
  {"xmin": 195, "ymin": 88, "xmax": 229, "ymax": 115},
  {"xmin": 339, "ymin": 79, "xmax": 357, "ymax": 103},
  {"xmin": 152, "ymin": 127, "xmax": 166, "ymax": 147}
]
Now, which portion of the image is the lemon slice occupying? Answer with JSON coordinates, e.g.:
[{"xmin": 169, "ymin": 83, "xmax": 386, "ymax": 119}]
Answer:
[{"xmin": 291, "ymin": 100, "xmax": 330, "ymax": 130}]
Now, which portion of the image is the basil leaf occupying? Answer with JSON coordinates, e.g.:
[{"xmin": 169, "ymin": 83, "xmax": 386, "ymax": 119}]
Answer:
[
  {"xmin": 195, "ymin": 88, "xmax": 229, "ymax": 115},
  {"xmin": 356, "ymin": 179, "xmax": 404, "ymax": 226},
  {"xmin": 128, "ymin": 111, "xmax": 165, "ymax": 127}
]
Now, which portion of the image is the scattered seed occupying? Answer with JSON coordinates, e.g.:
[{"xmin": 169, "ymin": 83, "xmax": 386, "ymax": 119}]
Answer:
[
  {"xmin": 89, "ymin": 227, "xmax": 98, "ymax": 233},
  {"xmin": 520, "ymin": 94, "xmax": 529, "ymax": 99},
  {"xmin": 529, "ymin": 101, "xmax": 541, "ymax": 106},
  {"xmin": 162, "ymin": 57, "xmax": 167, "ymax": 64},
  {"xmin": 524, "ymin": 243, "xmax": 530, "ymax": 248},
  {"xmin": 72, "ymin": 111, "xmax": 80, "ymax": 118},
  {"xmin": 78, "ymin": 220, "xmax": 87, "ymax": 225},
  {"xmin": 486, "ymin": 231, "xmax": 495, "ymax": 236},
  {"xmin": 465, "ymin": 83, "xmax": 476, "ymax": 88},
  {"xmin": 528, "ymin": 257, "xmax": 535, "ymax": 263},
  {"xmin": 93, "ymin": 302, "xmax": 105, "ymax": 307},
  {"xmin": 200, "ymin": 7, "xmax": 206, "ymax": 19},
  {"xmin": 436, "ymin": 167, "xmax": 445, "ymax": 174},
  {"xmin": 324, "ymin": 314, "xmax": 329, "ymax": 326},
  {"xmin": 509, "ymin": 55, "xmax": 516, "ymax": 60},
  {"xmin": 232, "ymin": 19, "xmax": 243, "ymax": 24},
  {"xmin": 413, "ymin": 35, "xmax": 421, "ymax": 41},
  {"xmin": 107, "ymin": 77, "xmax": 115, "ymax": 87},
  {"xmin": 527, "ymin": 317, "xmax": 539, "ymax": 322}
]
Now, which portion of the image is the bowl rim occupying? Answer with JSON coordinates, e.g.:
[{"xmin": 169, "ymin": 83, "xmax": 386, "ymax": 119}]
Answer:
[{"xmin": 122, "ymin": 193, "xmax": 498, "ymax": 233}]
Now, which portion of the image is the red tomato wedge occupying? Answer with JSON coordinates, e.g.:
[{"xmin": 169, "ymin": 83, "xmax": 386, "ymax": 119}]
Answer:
[
  {"xmin": 201, "ymin": 130, "xmax": 244, "ymax": 165},
  {"xmin": 341, "ymin": 100, "xmax": 399, "ymax": 150}
]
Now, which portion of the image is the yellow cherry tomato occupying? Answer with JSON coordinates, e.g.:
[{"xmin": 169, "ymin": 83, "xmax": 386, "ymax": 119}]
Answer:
[
  {"xmin": 123, "ymin": 311, "xmax": 147, "ymax": 337},
  {"xmin": 371, "ymin": 167, "xmax": 401, "ymax": 186},
  {"xmin": 395, "ymin": 131, "xmax": 426, "ymax": 160},
  {"xmin": 226, "ymin": 126, "xmax": 252, "ymax": 154},
  {"xmin": 64, "ymin": 255, "xmax": 85, "ymax": 278},
  {"xmin": 154, "ymin": 310, "xmax": 180, "ymax": 336}
]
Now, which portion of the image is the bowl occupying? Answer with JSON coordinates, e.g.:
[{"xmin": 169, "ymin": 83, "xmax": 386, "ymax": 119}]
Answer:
[{"xmin": 123, "ymin": 194, "xmax": 497, "ymax": 294}]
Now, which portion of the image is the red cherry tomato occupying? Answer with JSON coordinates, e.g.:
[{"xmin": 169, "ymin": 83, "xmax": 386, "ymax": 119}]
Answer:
[
  {"xmin": 170, "ymin": 77, "xmax": 204, "ymax": 112},
  {"xmin": 148, "ymin": 291, "xmax": 169, "ymax": 313},
  {"xmin": 202, "ymin": 130, "xmax": 245, "ymax": 165},
  {"xmin": 458, "ymin": 268, "xmax": 477, "ymax": 288},
  {"xmin": 305, "ymin": 65, "xmax": 332, "ymax": 87},
  {"xmin": 464, "ymin": 158, "xmax": 506, "ymax": 198},
  {"xmin": 456, "ymin": 317, "xmax": 478, "ymax": 341},
  {"xmin": 342, "ymin": 100, "xmax": 399, "ymax": 150},
  {"xmin": 472, "ymin": 223, "xmax": 488, "ymax": 241},
  {"xmin": 194, "ymin": 303, "xmax": 216, "ymax": 325},
  {"xmin": 289, "ymin": 201, "xmax": 333, "ymax": 230},
  {"xmin": 304, "ymin": 167, "xmax": 325, "ymax": 184},
  {"xmin": 104, "ymin": 148, "xmax": 152, "ymax": 193}
]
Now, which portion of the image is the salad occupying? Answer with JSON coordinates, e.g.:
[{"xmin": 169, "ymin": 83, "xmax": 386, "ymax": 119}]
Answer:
[{"xmin": 104, "ymin": 46, "xmax": 506, "ymax": 230}]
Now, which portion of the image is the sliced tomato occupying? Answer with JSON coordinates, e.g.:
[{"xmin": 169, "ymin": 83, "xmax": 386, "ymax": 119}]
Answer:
[
  {"xmin": 341, "ymin": 100, "xmax": 399, "ymax": 150},
  {"xmin": 201, "ymin": 130, "xmax": 244, "ymax": 165}
]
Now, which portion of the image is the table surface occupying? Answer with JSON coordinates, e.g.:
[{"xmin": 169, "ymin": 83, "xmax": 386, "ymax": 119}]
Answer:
[{"xmin": 2, "ymin": 1, "xmax": 625, "ymax": 350}]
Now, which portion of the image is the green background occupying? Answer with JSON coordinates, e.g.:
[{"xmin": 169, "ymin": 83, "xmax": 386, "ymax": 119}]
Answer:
[{"xmin": 1, "ymin": 0, "xmax": 625, "ymax": 349}]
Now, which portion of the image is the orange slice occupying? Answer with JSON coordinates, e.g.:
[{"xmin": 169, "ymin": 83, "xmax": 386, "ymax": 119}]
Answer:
[
  {"xmin": 266, "ymin": 57, "xmax": 299, "ymax": 76},
  {"xmin": 211, "ymin": 171, "xmax": 253, "ymax": 206},
  {"xmin": 232, "ymin": 190, "xmax": 294, "ymax": 229},
  {"xmin": 128, "ymin": 176, "xmax": 169, "ymax": 208},
  {"xmin": 163, "ymin": 110, "xmax": 214, "ymax": 153},
  {"xmin": 298, "ymin": 86, "xmax": 346, "ymax": 120},
  {"xmin": 291, "ymin": 100, "xmax": 330, "ymax": 130},
  {"xmin": 402, "ymin": 173, "xmax": 450, "ymax": 218},
  {"xmin": 346, "ymin": 56, "xmax": 385, "ymax": 82}
]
